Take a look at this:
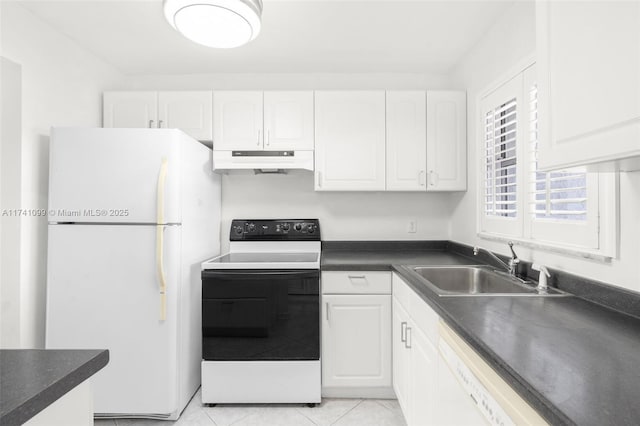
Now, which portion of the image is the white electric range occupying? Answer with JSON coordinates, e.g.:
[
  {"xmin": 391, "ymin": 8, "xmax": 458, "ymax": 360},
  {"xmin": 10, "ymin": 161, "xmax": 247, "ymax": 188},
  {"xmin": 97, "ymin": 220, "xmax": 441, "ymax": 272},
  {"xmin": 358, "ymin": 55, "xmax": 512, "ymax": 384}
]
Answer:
[{"xmin": 200, "ymin": 219, "xmax": 321, "ymax": 405}]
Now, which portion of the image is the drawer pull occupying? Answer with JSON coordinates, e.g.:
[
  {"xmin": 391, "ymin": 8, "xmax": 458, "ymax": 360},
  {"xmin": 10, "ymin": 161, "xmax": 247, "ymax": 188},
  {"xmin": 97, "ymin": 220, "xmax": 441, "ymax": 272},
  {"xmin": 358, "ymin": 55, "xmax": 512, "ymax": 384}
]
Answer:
[
  {"xmin": 348, "ymin": 275, "xmax": 368, "ymax": 283},
  {"xmin": 401, "ymin": 321, "xmax": 407, "ymax": 343},
  {"xmin": 405, "ymin": 326, "xmax": 412, "ymax": 349}
]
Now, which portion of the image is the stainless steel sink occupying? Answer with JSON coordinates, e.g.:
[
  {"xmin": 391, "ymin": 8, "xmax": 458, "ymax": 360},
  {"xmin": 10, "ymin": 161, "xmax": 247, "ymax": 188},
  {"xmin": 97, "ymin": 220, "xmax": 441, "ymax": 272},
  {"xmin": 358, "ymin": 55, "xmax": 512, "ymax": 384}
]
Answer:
[{"xmin": 409, "ymin": 265, "xmax": 568, "ymax": 297}]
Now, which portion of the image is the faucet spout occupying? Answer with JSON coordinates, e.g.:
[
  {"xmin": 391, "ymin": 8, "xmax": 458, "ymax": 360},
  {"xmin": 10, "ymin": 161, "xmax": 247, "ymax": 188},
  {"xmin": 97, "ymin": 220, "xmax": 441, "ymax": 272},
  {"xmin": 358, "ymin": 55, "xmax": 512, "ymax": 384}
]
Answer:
[
  {"xmin": 472, "ymin": 245, "xmax": 511, "ymax": 274},
  {"xmin": 473, "ymin": 242, "xmax": 520, "ymax": 277},
  {"xmin": 507, "ymin": 241, "xmax": 520, "ymax": 276}
]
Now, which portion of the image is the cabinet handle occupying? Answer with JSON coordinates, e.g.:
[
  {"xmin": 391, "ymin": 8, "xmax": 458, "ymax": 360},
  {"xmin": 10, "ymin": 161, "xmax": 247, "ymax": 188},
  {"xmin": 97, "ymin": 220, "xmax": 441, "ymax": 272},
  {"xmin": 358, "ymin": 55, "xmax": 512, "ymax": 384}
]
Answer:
[
  {"xmin": 149, "ymin": 120, "xmax": 155, "ymax": 128},
  {"xmin": 401, "ymin": 321, "xmax": 407, "ymax": 343},
  {"xmin": 257, "ymin": 130, "xmax": 261, "ymax": 146},
  {"xmin": 325, "ymin": 302, "xmax": 330, "ymax": 323},
  {"xmin": 317, "ymin": 172, "xmax": 322, "ymax": 189},
  {"xmin": 158, "ymin": 120, "xmax": 163, "ymax": 128},
  {"xmin": 348, "ymin": 275, "xmax": 367, "ymax": 280},
  {"xmin": 429, "ymin": 170, "xmax": 438, "ymax": 187},
  {"xmin": 266, "ymin": 129, "xmax": 270, "ymax": 146},
  {"xmin": 405, "ymin": 326, "xmax": 412, "ymax": 349},
  {"xmin": 419, "ymin": 170, "xmax": 426, "ymax": 186}
]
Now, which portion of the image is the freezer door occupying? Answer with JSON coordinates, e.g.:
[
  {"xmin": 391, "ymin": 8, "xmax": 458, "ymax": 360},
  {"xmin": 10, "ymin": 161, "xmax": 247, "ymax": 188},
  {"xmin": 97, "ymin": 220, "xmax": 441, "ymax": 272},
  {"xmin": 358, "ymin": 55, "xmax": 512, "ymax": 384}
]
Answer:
[
  {"xmin": 46, "ymin": 224, "xmax": 182, "ymax": 417},
  {"xmin": 48, "ymin": 128, "xmax": 182, "ymax": 224}
]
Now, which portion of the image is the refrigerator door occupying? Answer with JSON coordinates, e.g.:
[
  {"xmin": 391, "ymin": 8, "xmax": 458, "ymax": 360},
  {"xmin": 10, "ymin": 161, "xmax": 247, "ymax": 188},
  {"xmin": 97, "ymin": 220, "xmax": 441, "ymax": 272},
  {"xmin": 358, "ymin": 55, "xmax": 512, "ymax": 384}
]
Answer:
[
  {"xmin": 48, "ymin": 128, "xmax": 182, "ymax": 224},
  {"xmin": 46, "ymin": 224, "xmax": 182, "ymax": 417}
]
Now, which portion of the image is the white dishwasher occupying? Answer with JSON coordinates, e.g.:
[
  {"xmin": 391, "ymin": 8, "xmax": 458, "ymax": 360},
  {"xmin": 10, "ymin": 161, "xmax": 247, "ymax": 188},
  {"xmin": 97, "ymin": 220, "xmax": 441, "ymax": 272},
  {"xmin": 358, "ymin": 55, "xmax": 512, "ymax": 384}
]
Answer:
[{"xmin": 438, "ymin": 321, "xmax": 548, "ymax": 426}]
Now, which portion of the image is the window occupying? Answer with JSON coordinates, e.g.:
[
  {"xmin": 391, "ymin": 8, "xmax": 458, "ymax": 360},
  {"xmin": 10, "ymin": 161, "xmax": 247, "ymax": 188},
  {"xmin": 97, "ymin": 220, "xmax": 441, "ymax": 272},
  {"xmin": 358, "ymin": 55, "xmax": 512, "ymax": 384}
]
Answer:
[
  {"xmin": 479, "ymin": 63, "xmax": 616, "ymax": 255},
  {"xmin": 484, "ymin": 97, "xmax": 517, "ymax": 219}
]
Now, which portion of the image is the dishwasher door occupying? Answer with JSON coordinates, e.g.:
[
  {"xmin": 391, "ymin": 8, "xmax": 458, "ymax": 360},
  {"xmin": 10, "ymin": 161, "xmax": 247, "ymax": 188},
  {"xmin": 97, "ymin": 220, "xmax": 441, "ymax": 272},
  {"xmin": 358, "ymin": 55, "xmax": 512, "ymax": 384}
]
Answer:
[{"xmin": 438, "ymin": 321, "xmax": 549, "ymax": 426}]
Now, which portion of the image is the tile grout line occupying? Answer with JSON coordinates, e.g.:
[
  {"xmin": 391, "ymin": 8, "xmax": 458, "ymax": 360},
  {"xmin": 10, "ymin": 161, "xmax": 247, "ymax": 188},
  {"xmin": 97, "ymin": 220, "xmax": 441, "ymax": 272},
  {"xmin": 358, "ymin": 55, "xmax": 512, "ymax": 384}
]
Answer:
[
  {"xmin": 201, "ymin": 408, "xmax": 220, "ymax": 426},
  {"xmin": 294, "ymin": 405, "xmax": 321, "ymax": 426},
  {"xmin": 329, "ymin": 399, "xmax": 365, "ymax": 426}
]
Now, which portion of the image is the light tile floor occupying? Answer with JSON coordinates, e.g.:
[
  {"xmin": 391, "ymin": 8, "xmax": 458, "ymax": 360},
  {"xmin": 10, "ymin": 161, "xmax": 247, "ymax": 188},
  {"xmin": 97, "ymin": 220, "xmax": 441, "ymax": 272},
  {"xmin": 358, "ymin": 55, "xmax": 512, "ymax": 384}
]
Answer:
[{"xmin": 94, "ymin": 390, "xmax": 407, "ymax": 426}]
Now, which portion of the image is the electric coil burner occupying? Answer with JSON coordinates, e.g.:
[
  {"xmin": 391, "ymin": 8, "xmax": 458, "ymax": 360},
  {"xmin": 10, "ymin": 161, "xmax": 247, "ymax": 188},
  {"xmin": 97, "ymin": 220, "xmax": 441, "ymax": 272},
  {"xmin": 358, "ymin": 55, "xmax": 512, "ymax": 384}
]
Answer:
[{"xmin": 200, "ymin": 219, "xmax": 321, "ymax": 405}]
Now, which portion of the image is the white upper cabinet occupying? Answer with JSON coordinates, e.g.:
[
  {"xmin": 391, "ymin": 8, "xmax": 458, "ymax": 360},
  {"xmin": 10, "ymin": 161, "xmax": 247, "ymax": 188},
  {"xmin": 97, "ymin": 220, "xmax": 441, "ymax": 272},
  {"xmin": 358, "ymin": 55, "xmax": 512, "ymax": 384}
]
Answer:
[
  {"xmin": 386, "ymin": 91, "xmax": 427, "ymax": 191},
  {"xmin": 315, "ymin": 91, "xmax": 386, "ymax": 191},
  {"xmin": 213, "ymin": 91, "xmax": 264, "ymax": 150},
  {"xmin": 264, "ymin": 91, "xmax": 314, "ymax": 150},
  {"xmin": 213, "ymin": 91, "xmax": 314, "ymax": 151},
  {"xmin": 426, "ymin": 91, "xmax": 467, "ymax": 191},
  {"xmin": 536, "ymin": 0, "xmax": 640, "ymax": 171},
  {"xmin": 103, "ymin": 91, "xmax": 213, "ymax": 141},
  {"xmin": 158, "ymin": 91, "xmax": 212, "ymax": 142},
  {"xmin": 103, "ymin": 91, "xmax": 158, "ymax": 129}
]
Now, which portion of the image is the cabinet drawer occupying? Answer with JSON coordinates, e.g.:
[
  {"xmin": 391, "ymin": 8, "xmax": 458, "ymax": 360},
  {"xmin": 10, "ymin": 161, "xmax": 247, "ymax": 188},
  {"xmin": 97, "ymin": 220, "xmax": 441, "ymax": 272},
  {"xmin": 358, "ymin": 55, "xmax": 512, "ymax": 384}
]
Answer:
[
  {"xmin": 392, "ymin": 272, "xmax": 411, "ymax": 310},
  {"xmin": 322, "ymin": 271, "xmax": 391, "ymax": 295}
]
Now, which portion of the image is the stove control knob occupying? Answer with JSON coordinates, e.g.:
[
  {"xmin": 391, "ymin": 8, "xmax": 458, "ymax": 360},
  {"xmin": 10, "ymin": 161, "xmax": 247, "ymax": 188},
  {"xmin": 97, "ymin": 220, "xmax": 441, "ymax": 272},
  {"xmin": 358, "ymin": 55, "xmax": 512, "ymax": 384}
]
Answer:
[
  {"xmin": 308, "ymin": 225, "xmax": 315, "ymax": 234},
  {"xmin": 294, "ymin": 223, "xmax": 302, "ymax": 231},
  {"xmin": 247, "ymin": 223, "xmax": 256, "ymax": 232},
  {"xmin": 234, "ymin": 227, "xmax": 243, "ymax": 234},
  {"xmin": 282, "ymin": 223, "xmax": 290, "ymax": 231}
]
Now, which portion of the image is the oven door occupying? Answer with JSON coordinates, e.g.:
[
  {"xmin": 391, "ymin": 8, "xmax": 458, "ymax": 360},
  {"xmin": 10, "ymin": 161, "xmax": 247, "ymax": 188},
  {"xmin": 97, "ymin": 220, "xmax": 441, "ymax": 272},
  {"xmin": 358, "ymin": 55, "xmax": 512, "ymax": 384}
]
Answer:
[{"xmin": 201, "ymin": 269, "xmax": 320, "ymax": 361}]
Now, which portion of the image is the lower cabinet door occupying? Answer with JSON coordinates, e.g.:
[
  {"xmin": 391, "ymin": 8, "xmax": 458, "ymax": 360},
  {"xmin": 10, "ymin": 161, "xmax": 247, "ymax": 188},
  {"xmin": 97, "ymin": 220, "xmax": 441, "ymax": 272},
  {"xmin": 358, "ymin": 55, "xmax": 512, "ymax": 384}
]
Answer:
[
  {"xmin": 392, "ymin": 297, "xmax": 411, "ymax": 414},
  {"xmin": 322, "ymin": 295, "xmax": 391, "ymax": 387},
  {"xmin": 408, "ymin": 326, "xmax": 438, "ymax": 426}
]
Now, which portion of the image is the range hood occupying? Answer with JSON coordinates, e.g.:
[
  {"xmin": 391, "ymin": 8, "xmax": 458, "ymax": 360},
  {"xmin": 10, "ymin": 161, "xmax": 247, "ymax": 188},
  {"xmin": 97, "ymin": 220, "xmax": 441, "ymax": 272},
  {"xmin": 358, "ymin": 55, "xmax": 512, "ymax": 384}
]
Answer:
[{"xmin": 212, "ymin": 150, "xmax": 314, "ymax": 172}]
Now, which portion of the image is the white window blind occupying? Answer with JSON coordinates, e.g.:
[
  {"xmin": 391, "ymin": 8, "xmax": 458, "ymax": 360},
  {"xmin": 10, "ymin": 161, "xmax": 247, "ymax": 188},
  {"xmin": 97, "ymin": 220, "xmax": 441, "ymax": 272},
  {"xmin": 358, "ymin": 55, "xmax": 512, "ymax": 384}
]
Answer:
[
  {"xmin": 528, "ymin": 84, "xmax": 588, "ymax": 222},
  {"xmin": 484, "ymin": 98, "xmax": 518, "ymax": 218}
]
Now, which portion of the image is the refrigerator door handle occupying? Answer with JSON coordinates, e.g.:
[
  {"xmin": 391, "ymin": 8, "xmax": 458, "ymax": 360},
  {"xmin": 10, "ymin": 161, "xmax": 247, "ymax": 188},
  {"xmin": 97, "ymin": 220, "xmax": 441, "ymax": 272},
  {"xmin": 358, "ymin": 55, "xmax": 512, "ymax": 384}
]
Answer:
[{"xmin": 156, "ymin": 158, "xmax": 169, "ymax": 321}]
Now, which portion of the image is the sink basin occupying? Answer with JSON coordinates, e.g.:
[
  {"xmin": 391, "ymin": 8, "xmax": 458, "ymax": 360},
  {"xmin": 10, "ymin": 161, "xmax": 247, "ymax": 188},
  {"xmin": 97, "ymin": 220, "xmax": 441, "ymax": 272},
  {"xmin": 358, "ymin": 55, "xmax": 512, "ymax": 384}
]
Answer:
[{"xmin": 409, "ymin": 266, "xmax": 568, "ymax": 297}]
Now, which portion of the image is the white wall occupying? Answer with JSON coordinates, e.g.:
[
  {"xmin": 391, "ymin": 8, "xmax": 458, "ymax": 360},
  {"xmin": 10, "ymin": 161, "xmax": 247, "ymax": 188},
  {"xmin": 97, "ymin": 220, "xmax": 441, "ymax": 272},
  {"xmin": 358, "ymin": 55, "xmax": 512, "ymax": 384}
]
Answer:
[
  {"xmin": 449, "ymin": 1, "xmax": 640, "ymax": 292},
  {"xmin": 0, "ymin": 2, "xmax": 123, "ymax": 347},
  {"xmin": 219, "ymin": 172, "xmax": 455, "ymax": 253},
  {"xmin": 1, "ymin": 57, "xmax": 22, "ymax": 348},
  {"xmin": 122, "ymin": 72, "xmax": 453, "ymax": 91},
  {"xmin": 123, "ymin": 72, "xmax": 460, "ymax": 253}
]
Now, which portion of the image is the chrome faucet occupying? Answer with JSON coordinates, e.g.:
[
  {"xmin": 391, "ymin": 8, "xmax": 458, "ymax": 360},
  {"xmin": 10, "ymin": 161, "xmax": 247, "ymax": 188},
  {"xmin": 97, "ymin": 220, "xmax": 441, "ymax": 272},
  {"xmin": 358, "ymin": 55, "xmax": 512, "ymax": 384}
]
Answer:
[
  {"xmin": 507, "ymin": 241, "xmax": 520, "ymax": 276},
  {"xmin": 473, "ymin": 241, "xmax": 520, "ymax": 277}
]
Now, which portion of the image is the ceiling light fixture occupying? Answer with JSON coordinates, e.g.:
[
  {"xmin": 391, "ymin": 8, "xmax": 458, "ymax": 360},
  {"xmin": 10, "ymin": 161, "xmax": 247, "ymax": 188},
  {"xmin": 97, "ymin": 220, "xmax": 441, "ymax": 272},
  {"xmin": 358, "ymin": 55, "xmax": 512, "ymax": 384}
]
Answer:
[{"xmin": 164, "ymin": 0, "xmax": 263, "ymax": 49}]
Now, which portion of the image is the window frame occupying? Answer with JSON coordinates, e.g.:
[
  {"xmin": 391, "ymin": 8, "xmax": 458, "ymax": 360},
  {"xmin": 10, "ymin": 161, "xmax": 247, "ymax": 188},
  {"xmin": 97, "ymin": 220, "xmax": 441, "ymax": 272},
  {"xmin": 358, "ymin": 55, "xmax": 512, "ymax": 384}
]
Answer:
[{"xmin": 476, "ymin": 57, "xmax": 618, "ymax": 259}]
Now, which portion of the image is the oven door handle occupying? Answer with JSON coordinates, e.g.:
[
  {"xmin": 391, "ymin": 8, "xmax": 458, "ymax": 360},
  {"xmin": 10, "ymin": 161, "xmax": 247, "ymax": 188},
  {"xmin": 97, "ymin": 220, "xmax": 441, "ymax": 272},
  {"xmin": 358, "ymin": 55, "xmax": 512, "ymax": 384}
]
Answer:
[{"xmin": 202, "ymin": 270, "xmax": 320, "ymax": 280}]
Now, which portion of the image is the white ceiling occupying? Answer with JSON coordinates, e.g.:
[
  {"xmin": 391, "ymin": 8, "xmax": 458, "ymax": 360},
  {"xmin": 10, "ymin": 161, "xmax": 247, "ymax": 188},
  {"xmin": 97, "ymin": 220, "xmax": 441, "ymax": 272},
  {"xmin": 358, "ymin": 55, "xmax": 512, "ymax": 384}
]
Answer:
[{"xmin": 16, "ymin": 0, "xmax": 515, "ymax": 75}]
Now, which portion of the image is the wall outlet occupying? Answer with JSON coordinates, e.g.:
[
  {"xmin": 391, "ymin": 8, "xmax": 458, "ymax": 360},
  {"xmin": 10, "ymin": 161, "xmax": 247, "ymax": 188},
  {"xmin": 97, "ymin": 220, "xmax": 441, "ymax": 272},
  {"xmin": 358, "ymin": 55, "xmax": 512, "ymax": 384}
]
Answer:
[{"xmin": 407, "ymin": 219, "xmax": 417, "ymax": 233}]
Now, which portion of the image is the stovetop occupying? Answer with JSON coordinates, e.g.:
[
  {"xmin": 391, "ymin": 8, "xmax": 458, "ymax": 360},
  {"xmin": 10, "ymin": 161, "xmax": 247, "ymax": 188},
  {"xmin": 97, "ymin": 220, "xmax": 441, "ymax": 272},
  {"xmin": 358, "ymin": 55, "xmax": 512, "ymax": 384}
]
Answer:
[
  {"xmin": 206, "ymin": 252, "xmax": 319, "ymax": 264},
  {"xmin": 202, "ymin": 219, "xmax": 321, "ymax": 270}
]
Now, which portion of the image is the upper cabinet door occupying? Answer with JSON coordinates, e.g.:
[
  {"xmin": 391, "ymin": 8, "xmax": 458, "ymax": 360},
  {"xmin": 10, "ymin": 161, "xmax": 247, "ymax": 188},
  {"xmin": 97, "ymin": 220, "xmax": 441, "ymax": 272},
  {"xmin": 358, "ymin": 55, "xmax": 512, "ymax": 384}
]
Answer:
[
  {"xmin": 426, "ymin": 91, "xmax": 467, "ymax": 191},
  {"xmin": 264, "ymin": 91, "xmax": 314, "ymax": 150},
  {"xmin": 103, "ymin": 92, "xmax": 158, "ymax": 129},
  {"xmin": 158, "ymin": 91, "xmax": 212, "ymax": 141},
  {"xmin": 315, "ymin": 91, "xmax": 386, "ymax": 191},
  {"xmin": 213, "ymin": 91, "xmax": 263, "ymax": 151},
  {"xmin": 536, "ymin": 1, "xmax": 640, "ymax": 171},
  {"xmin": 386, "ymin": 91, "xmax": 427, "ymax": 191}
]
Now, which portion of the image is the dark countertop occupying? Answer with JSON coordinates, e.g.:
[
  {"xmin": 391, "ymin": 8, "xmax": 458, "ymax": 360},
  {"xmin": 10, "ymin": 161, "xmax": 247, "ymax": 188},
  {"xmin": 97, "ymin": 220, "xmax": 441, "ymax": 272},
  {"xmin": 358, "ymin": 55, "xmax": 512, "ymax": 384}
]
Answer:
[
  {"xmin": 322, "ymin": 241, "xmax": 479, "ymax": 271},
  {"xmin": 321, "ymin": 243, "xmax": 640, "ymax": 426},
  {"xmin": 0, "ymin": 349, "xmax": 109, "ymax": 425}
]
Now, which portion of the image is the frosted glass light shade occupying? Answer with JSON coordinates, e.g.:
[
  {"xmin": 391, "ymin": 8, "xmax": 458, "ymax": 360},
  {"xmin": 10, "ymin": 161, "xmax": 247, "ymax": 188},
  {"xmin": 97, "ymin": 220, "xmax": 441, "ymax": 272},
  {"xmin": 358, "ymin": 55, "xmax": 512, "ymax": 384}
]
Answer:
[{"xmin": 164, "ymin": 0, "xmax": 262, "ymax": 49}]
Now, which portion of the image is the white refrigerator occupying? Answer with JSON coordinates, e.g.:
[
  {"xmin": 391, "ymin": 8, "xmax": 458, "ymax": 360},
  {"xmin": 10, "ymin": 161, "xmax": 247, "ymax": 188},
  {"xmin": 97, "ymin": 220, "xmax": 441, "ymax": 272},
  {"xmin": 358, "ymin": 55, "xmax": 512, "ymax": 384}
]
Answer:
[{"xmin": 45, "ymin": 127, "xmax": 221, "ymax": 420}]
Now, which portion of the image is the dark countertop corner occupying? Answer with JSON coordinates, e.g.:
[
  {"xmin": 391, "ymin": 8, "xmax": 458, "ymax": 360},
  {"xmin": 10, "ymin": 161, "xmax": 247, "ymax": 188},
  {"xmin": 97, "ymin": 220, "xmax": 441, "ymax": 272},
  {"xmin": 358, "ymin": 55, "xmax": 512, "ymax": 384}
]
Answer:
[
  {"xmin": 321, "ymin": 240, "xmax": 480, "ymax": 271},
  {"xmin": 0, "ymin": 349, "xmax": 109, "ymax": 425}
]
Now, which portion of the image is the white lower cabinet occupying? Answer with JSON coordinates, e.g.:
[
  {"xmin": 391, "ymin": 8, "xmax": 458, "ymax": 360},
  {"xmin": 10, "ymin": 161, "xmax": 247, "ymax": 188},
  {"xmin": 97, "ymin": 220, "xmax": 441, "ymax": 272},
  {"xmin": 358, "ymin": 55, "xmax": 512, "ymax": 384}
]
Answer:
[
  {"xmin": 392, "ymin": 298, "xmax": 411, "ymax": 414},
  {"xmin": 321, "ymin": 271, "xmax": 393, "ymax": 398},
  {"xmin": 393, "ymin": 283, "xmax": 440, "ymax": 425},
  {"xmin": 392, "ymin": 273, "xmax": 485, "ymax": 426}
]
